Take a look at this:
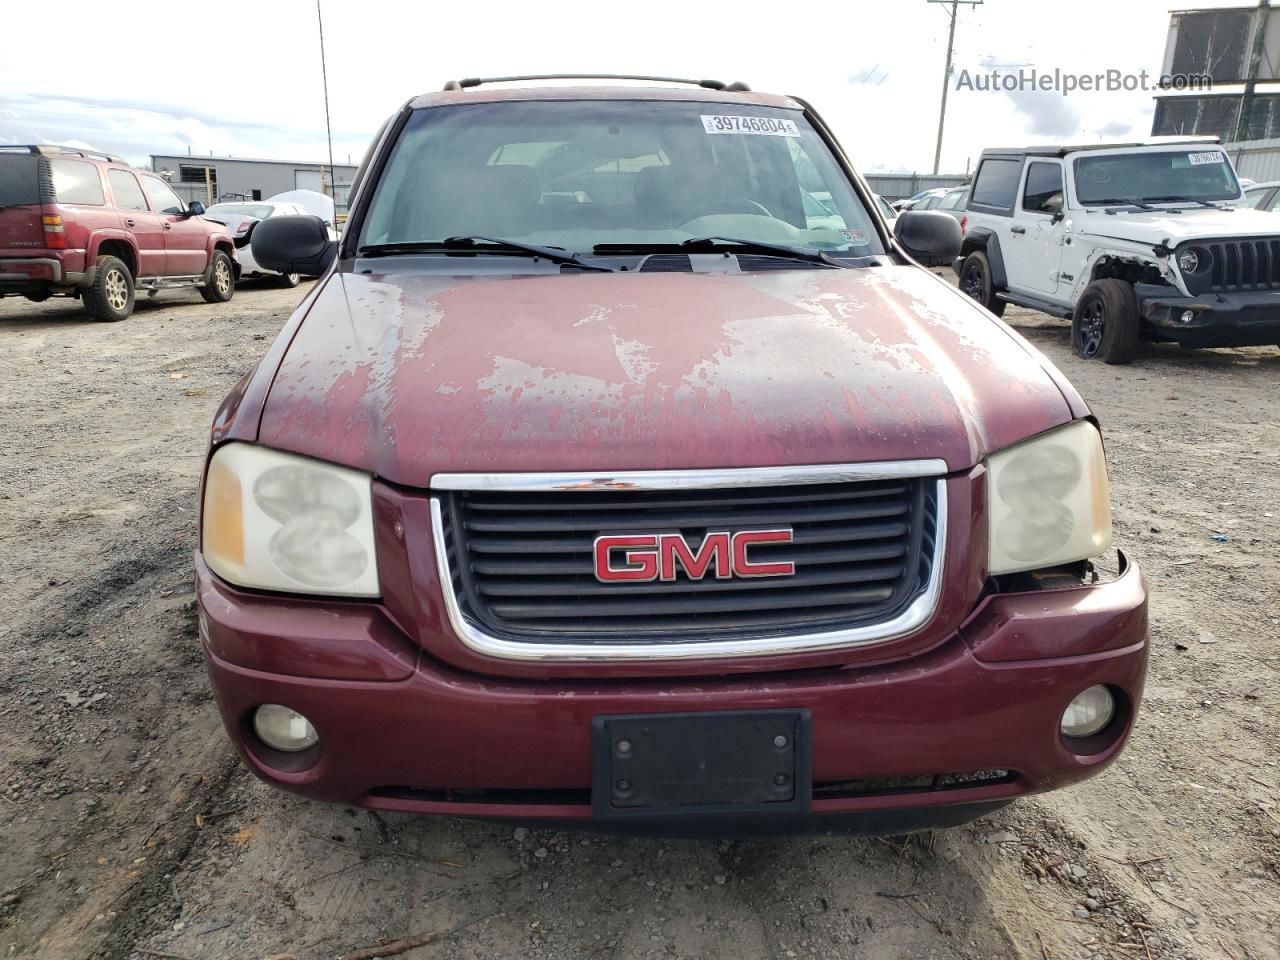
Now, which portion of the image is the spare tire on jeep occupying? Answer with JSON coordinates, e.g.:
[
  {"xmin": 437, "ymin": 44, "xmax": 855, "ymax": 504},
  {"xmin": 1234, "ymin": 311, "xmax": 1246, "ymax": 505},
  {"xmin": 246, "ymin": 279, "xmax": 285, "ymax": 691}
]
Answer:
[{"xmin": 1073, "ymin": 279, "xmax": 1140, "ymax": 364}]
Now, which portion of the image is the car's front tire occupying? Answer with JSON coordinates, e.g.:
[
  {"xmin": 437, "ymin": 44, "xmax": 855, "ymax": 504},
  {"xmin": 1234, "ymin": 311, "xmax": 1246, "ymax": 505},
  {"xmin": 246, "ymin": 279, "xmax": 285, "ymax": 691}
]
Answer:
[
  {"xmin": 200, "ymin": 251, "xmax": 235, "ymax": 304},
  {"xmin": 1073, "ymin": 279, "xmax": 1139, "ymax": 364},
  {"xmin": 274, "ymin": 271, "xmax": 300, "ymax": 288},
  {"xmin": 958, "ymin": 251, "xmax": 1006, "ymax": 317},
  {"xmin": 82, "ymin": 255, "xmax": 135, "ymax": 322}
]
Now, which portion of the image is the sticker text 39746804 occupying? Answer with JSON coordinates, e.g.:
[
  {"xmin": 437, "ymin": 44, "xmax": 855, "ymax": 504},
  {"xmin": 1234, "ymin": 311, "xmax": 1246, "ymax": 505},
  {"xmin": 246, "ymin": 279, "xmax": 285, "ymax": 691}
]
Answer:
[{"xmin": 701, "ymin": 115, "xmax": 801, "ymax": 137}]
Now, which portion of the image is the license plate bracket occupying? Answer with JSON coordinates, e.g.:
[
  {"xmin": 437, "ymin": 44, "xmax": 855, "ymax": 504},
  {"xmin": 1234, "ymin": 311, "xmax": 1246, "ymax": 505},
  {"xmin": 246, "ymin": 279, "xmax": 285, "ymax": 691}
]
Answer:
[{"xmin": 591, "ymin": 710, "xmax": 811, "ymax": 821}]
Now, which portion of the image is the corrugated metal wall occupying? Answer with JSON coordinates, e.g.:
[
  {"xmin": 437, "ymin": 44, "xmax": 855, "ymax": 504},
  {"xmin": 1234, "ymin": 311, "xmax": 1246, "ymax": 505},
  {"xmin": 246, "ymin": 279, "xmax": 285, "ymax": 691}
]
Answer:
[
  {"xmin": 862, "ymin": 174, "xmax": 968, "ymax": 200},
  {"xmin": 1226, "ymin": 138, "xmax": 1280, "ymax": 182}
]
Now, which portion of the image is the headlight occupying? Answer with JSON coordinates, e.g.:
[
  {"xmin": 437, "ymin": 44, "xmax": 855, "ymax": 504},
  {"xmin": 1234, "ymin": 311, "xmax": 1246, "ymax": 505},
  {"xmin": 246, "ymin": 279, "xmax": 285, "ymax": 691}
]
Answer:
[
  {"xmin": 987, "ymin": 420, "xmax": 1112, "ymax": 576},
  {"xmin": 201, "ymin": 443, "xmax": 379, "ymax": 597},
  {"xmin": 1176, "ymin": 245, "xmax": 1212, "ymax": 295}
]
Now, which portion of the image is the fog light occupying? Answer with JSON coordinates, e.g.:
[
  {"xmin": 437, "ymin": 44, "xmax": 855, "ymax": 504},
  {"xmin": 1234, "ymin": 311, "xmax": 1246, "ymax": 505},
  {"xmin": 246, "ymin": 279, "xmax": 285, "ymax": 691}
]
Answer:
[
  {"xmin": 253, "ymin": 704, "xmax": 318, "ymax": 752},
  {"xmin": 1060, "ymin": 685, "xmax": 1115, "ymax": 739},
  {"xmin": 1179, "ymin": 310, "xmax": 1196, "ymax": 324}
]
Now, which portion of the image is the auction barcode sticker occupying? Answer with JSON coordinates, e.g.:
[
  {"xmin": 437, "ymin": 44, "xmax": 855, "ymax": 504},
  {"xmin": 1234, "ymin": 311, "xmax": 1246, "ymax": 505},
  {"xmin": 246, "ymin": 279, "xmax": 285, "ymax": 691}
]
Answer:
[
  {"xmin": 1188, "ymin": 151, "xmax": 1224, "ymax": 165},
  {"xmin": 701, "ymin": 115, "xmax": 801, "ymax": 137}
]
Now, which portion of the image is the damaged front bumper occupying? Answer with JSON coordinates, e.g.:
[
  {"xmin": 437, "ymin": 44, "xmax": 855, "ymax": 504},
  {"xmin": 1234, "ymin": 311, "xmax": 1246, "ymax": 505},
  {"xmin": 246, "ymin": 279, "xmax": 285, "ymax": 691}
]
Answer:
[{"xmin": 1136, "ymin": 283, "xmax": 1280, "ymax": 347}]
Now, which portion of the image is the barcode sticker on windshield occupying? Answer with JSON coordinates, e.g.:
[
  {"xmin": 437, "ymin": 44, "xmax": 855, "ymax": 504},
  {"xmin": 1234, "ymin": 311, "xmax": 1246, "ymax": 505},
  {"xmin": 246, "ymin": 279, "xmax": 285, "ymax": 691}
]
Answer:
[
  {"xmin": 701, "ymin": 115, "xmax": 801, "ymax": 137},
  {"xmin": 1188, "ymin": 152, "xmax": 1224, "ymax": 165}
]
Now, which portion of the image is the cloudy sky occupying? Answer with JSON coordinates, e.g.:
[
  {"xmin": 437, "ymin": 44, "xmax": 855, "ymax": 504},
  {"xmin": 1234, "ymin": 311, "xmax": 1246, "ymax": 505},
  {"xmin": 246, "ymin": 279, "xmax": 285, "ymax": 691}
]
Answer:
[{"xmin": 0, "ymin": 0, "xmax": 1249, "ymax": 175}]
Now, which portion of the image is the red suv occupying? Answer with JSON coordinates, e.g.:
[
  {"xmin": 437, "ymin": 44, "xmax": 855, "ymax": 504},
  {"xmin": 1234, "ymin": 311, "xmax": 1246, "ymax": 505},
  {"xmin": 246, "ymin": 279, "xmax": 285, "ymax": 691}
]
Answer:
[
  {"xmin": 0, "ymin": 145, "xmax": 238, "ymax": 321},
  {"xmin": 196, "ymin": 77, "xmax": 1148, "ymax": 835}
]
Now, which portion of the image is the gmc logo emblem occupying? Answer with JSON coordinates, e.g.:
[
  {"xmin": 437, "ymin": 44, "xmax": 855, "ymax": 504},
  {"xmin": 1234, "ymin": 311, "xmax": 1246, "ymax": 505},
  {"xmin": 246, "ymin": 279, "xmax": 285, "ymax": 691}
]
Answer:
[{"xmin": 593, "ymin": 529, "xmax": 796, "ymax": 582}]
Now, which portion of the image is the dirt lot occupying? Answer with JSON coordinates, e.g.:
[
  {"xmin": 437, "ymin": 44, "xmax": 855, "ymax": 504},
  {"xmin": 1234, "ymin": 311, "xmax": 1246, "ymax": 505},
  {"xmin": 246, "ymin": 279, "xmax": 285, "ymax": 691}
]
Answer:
[{"xmin": 1, "ymin": 275, "xmax": 1277, "ymax": 960}]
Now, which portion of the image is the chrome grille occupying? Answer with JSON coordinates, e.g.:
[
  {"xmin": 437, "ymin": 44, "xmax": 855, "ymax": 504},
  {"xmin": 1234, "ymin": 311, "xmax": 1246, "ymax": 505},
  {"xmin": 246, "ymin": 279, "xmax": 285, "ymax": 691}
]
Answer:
[{"xmin": 431, "ymin": 468, "xmax": 945, "ymax": 658}]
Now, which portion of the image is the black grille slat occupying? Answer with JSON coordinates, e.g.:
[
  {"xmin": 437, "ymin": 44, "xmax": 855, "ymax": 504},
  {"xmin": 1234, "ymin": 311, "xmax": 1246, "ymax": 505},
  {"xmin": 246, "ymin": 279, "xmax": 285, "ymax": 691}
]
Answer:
[
  {"xmin": 471, "ymin": 541, "xmax": 908, "ymax": 576},
  {"xmin": 463, "ymin": 500, "xmax": 910, "ymax": 533},
  {"xmin": 1192, "ymin": 237, "xmax": 1280, "ymax": 293},
  {"xmin": 476, "ymin": 563, "xmax": 906, "ymax": 597},
  {"xmin": 440, "ymin": 477, "xmax": 938, "ymax": 643},
  {"xmin": 465, "ymin": 520, "xmax": 913, "ymax": 554},
  {"xmin": 465, "ymin": 484, "xmax": 910, "ymax": 511},
  {"xmin": 487, "ymin": 584, "xmax": 899, "ymax": 619}
]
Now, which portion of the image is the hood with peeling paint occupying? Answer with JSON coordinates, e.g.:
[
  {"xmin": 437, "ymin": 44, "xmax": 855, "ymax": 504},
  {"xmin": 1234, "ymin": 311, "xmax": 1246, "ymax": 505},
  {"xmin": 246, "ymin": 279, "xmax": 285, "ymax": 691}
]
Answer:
[{"xmin": 257, "ymin": 265, "xmax": 1074, "ymax": 485}]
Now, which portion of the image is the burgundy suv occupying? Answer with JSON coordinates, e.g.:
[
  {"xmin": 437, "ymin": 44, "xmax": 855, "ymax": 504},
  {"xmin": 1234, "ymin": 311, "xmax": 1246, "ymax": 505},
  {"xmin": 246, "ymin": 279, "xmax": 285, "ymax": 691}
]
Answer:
[
  {"xmin": 0, "ymin": 145, "xmax": 237, "ymax": 321},
  {"xmin": 196, "ymin": 77, "xmax": 1148, "ymax": 834}
]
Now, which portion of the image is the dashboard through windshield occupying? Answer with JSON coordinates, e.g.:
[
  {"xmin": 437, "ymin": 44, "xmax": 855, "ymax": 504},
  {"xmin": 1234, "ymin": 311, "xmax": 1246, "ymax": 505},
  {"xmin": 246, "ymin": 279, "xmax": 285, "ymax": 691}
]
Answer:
[{"xmin": 359, "ymin": 100, "xmax": 884, "ymax": 258}]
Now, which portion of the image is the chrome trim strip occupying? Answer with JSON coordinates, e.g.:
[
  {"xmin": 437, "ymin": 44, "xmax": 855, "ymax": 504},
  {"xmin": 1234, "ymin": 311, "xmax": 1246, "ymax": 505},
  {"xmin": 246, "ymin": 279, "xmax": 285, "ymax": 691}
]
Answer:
[
  {"xmin": 431, "ymin": 459, "xmax": 947, "ymax": 492},
  {"xmin": 428, "ymin": 478, "xmax": 947, "ymax": 662}
]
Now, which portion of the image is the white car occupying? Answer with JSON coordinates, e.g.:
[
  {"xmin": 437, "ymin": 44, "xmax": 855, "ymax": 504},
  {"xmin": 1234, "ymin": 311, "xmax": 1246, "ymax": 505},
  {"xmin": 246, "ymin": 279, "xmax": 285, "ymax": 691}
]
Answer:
[
  {"xmin": 1242, "ymin": 180, "xmax": 1280, "ymax": 211},
  {"xmin": 203, "ymin": 201, "xmax": 328, "ymax": 287},
  {"xmin": 892, "ymin": 187, "xmax": 949, "ymax": 212},
  {"xmin": 954, "ymin": 138, "xmax": 1280, "ymax": 363}
]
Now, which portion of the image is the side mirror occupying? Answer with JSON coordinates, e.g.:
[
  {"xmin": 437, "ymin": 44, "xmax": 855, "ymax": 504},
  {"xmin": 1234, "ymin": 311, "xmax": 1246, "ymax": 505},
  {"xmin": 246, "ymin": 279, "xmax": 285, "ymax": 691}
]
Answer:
[
  {"xmin": 186, "ymin": 200, "xmax": 206, "ymax": 217},
  {"xmin": 894, "ymin": 210, "xmax": 962, "ymax": 261},
  {"xmin": 251, "ymin": 215, "xmax": 338, "ymax": 277}
]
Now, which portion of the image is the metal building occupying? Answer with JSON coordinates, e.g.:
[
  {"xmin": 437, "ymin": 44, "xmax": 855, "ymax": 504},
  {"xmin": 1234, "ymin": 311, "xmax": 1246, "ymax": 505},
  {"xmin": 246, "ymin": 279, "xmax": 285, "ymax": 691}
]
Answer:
[
  {"xmin": 1152, "ymin": 4, "xmax": 1280, "ymax": 142},
  {"xmin": 862, "ymin": 173, "xmax": 968, "ymax": 201},
  {"xmin": 148, "ymin": 154, "xmax": 359, "ymax": 213}
]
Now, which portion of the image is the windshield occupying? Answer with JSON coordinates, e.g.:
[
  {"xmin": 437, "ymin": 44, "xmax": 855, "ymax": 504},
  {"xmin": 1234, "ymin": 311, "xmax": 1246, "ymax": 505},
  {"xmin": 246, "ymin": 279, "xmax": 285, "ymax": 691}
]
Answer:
[
  {"xmin": 1073, "ymin": 149, "xmax": 1241, "ymax": 205},
  {"xmin": 359, "ymin": 100, "xmax": 884, "ymax": 257},
  {"xmin": 206, "ymin": 203, "xmax": 274, "ymax": 219}
]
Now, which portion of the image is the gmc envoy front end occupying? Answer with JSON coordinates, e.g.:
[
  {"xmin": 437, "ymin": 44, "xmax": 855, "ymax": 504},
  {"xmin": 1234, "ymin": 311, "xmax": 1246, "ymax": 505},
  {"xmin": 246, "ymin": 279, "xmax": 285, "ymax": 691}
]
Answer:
[{"xmin": 195, "ymin": 76, "xmax": 1148, "ymax": 834}]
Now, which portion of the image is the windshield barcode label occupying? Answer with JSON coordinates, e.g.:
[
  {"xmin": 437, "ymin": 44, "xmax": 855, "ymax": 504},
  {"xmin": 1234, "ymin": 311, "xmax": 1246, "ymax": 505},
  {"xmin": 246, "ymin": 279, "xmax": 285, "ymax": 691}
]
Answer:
[
  {"xmin": 701, "ymin": 115, "xmax": 801, "ymax": 137},
  {"xmin": 1188, "ymin": 152, "xmax": 1224, "ymax": 165}
]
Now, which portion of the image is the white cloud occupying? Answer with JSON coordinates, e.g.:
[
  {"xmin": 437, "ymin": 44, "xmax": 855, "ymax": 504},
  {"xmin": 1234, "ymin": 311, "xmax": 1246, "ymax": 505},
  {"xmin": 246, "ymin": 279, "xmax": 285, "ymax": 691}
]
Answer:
[{"xmin": 0, "ymin": 0, "xmax": 1256, "ymax": 175}]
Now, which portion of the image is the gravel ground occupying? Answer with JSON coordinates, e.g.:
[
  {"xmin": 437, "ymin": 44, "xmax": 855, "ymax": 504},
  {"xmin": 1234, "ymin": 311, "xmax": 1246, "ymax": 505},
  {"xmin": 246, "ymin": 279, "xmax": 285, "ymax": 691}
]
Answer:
[{"xmin": 0, "ymin": 274, "xmax": 1276, "ymax": 960}]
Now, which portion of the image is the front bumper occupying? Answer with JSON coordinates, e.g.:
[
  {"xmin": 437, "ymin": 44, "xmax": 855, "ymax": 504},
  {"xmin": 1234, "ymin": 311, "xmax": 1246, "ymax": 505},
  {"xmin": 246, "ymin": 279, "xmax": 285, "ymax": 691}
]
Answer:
[
  {"xmin": 196, "ymin": 551, "xmax": 1148, "ymax": 832},
  {"xmin": 1136, "ymin": 283, "xmax": 1280, "ymax": 347}
]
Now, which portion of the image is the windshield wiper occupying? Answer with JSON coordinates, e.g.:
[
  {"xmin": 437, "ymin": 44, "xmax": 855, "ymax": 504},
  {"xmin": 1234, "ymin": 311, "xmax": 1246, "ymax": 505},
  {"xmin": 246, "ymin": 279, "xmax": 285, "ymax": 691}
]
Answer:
[
  {"xmin": 682, "ymin": 236, "xmax": 850, "ymax": 268},
  {"xmin": 1094, "ymin": 198, "xmax": 1158, "ymax": 213},
  {"xmin": 358, "ymin": 237, "xmax": 616, "ymax": 272},
  {"xmin": 592, "ymin": 237, "xmax": 850, "ymax": 268},
  {"xmin": 1143, "ymin": 195, "xmax": 1228, "ymax": 210}
]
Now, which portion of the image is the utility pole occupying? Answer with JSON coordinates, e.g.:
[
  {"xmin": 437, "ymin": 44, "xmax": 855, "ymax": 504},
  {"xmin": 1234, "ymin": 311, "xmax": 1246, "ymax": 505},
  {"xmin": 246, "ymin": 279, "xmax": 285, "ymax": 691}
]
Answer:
[
  {"xmin": 316, "ymin": 0, "xmax": 338, "ymax": 230},
  {"xmin": 928, "ymin": 0, "xmax": 982, "ymax": 175},
  {"xmin": 1235, "ymin": 0, "xmax": 1271, "ymax": 143}
]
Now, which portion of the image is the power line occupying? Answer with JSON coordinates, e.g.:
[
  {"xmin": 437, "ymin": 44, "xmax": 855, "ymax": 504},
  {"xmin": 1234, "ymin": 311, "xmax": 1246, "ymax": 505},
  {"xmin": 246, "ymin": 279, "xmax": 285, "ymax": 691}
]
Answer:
[
  {"xmin": 927, "ymin": 0, "xmax": 983, "ymax": 175},
  {"xmin": 316, "ymin": 0, "xmax": 337, "ymax": 229}
]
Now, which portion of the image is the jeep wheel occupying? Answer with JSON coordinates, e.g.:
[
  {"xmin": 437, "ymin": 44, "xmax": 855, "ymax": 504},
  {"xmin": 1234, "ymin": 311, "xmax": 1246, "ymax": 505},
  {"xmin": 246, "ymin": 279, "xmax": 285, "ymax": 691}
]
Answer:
[
  {"xmin": 82, "ymin": 255, "xmax": 135, "ymax": 322},
  {"xmin": 200, "ymin": 251, "xmax": 235, "ymax": 304},
  {"xmin": 958, "ymin": 251, "xmax": 1005, "ymax": 317},
  {"xmin": 275, "ymin": 271, "xmax": 301, "ymax": 288},
  {"xmin": 1073, "ymin": 279, "xmax": 1140, "ymax": 364}
]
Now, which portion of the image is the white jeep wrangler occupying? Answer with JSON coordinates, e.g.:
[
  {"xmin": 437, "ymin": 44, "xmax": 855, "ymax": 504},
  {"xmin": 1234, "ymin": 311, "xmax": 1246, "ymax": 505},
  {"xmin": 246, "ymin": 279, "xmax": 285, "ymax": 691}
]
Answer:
[{"xmin": 954, "ymin": 138, "xmax": 1280, "ymax": 363}]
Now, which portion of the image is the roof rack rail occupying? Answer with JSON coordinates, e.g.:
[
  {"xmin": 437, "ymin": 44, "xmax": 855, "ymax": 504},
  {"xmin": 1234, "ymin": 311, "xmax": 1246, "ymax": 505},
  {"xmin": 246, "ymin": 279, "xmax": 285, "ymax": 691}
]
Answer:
[
  {"xmin": 441, "ymin": 74, "xmax": 751, "ymax": 92},
  {"xmin": 0, "ymin": 144, "xmax": 128, "ymax": 164}
]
